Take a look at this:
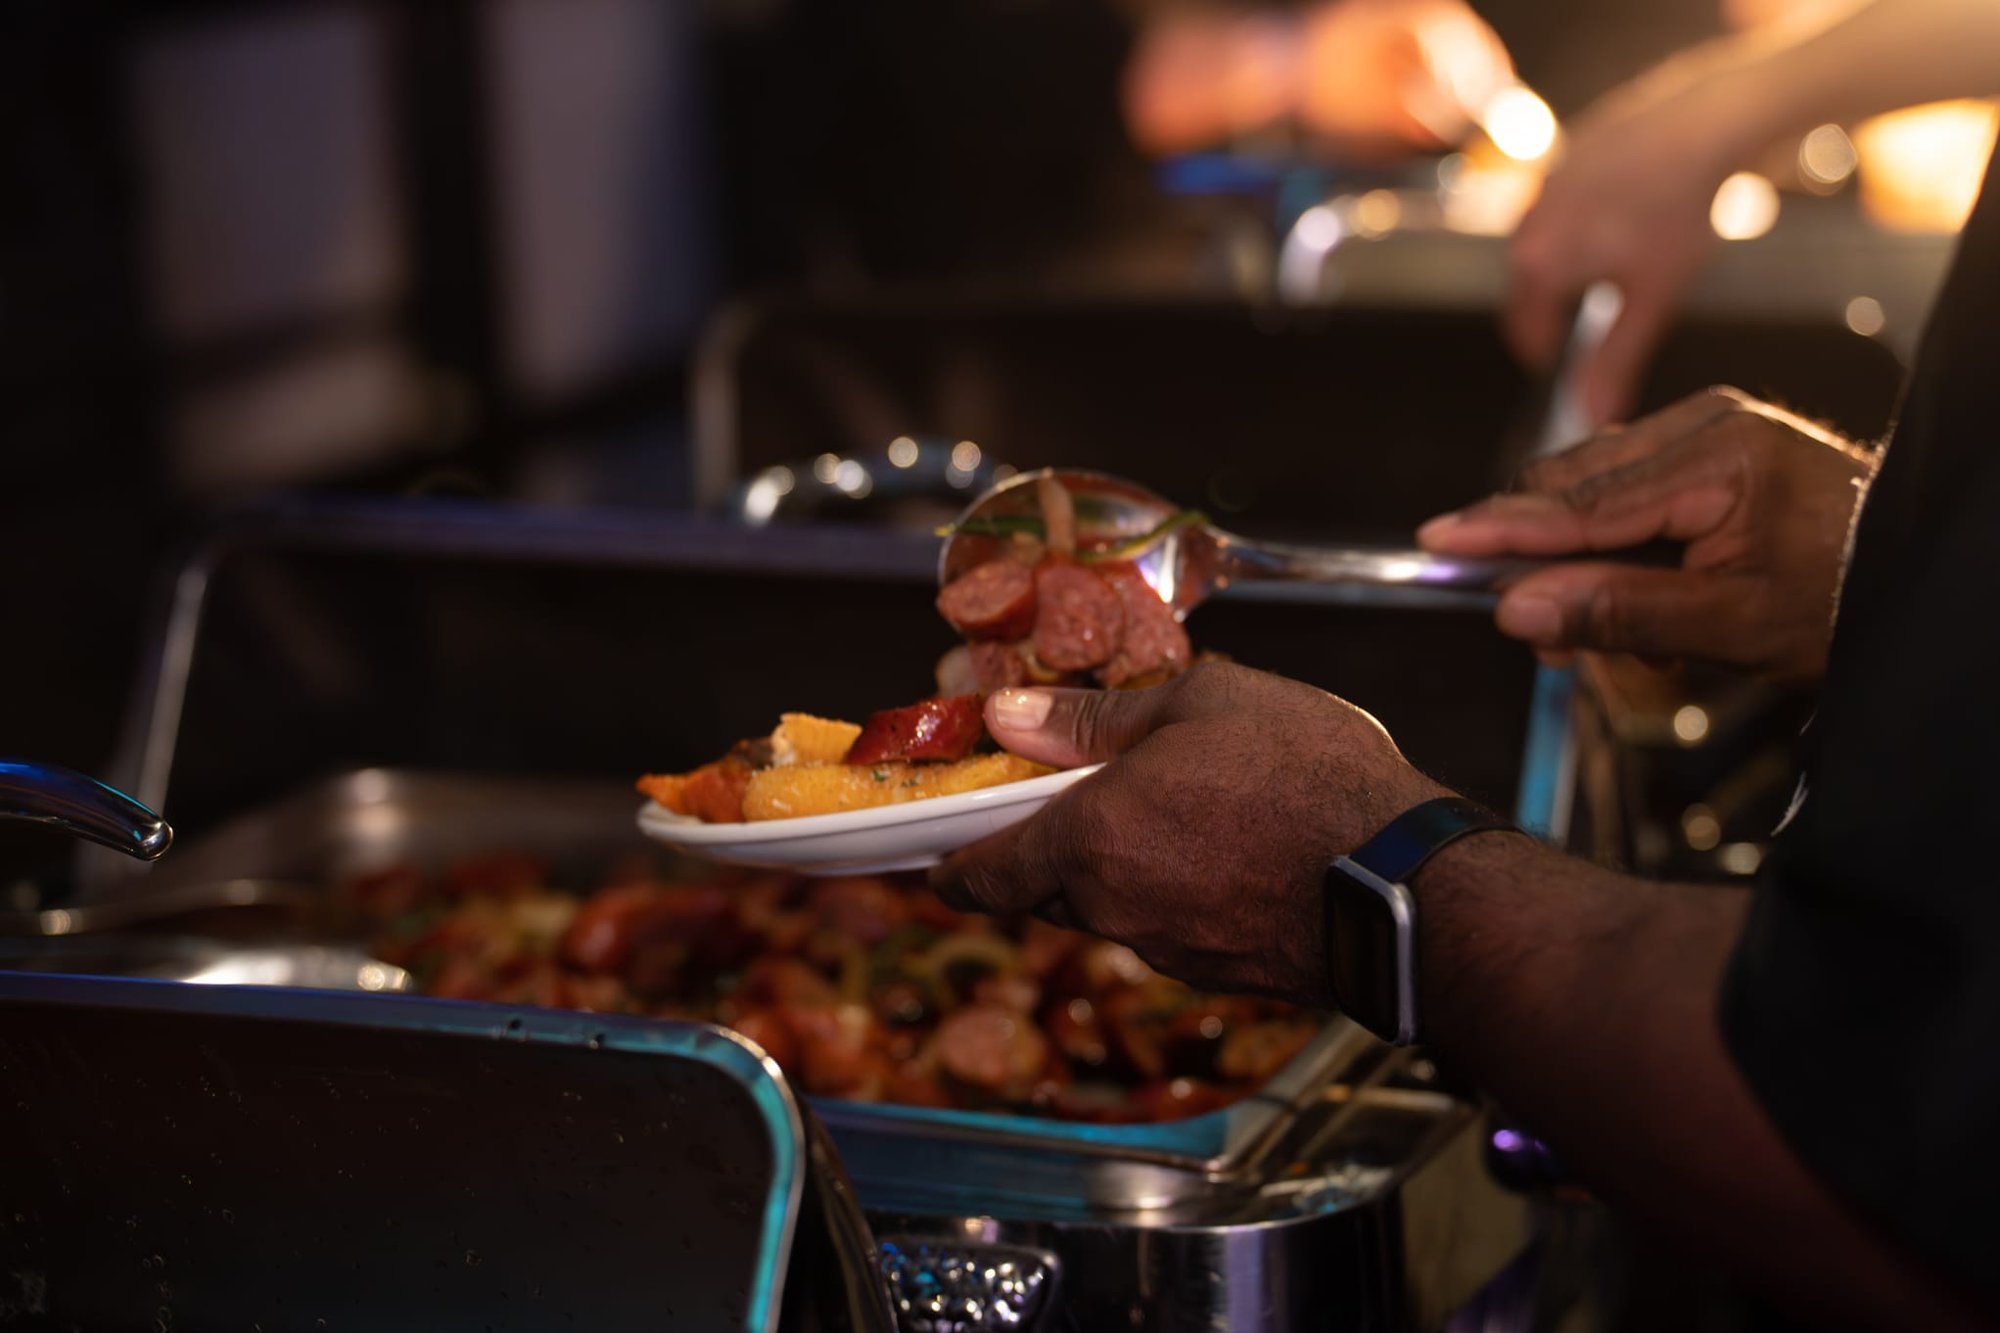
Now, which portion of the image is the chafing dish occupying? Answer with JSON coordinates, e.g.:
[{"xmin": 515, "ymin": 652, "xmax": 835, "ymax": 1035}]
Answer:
[
  {"xmin": 57, "ymin": 766, "xmax": 1375, "ymax": 1211},
  {"xmin": 14, "ymin": 766, "xmax": 1543, "ymax": 1330},
  {"xmin": 12, "ymin": 497, "xmax": 1596, "ymax": 1329}
]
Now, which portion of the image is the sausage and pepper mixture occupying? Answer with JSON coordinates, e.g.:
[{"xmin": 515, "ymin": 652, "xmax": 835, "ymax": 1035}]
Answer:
[{"xmin": 345, "ymin": 855, "xmax": 1321, "ymax": 1123}]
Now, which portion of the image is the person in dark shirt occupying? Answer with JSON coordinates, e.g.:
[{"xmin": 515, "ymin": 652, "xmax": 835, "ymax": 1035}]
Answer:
[{"xmin": 928, "ymin": 149, "xmax": 2000, "ymax": 1333}]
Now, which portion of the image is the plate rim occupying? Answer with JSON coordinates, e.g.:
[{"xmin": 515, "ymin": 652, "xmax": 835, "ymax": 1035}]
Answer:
[{"xmin": 636, "ymin": 762, "xmax": 1104, "ymax": 846}]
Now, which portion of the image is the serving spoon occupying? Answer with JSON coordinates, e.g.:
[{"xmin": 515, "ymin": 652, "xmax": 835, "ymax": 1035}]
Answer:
[{"xmin": 939, "ymin": 468, "xmax": 1560, "ymax": 616}]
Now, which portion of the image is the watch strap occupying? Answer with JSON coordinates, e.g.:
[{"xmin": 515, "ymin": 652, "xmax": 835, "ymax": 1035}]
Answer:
[
  {"xmin": 1347, "ymin": 796, "xmax": 1517, "ymax": 885},
  {"xmin": 1325, "ymin": 797, "xmax": 1518, "ymax": 1046}
]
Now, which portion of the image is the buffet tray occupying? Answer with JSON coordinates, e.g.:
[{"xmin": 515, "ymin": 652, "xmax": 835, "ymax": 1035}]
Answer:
[{"xmin": 57, "ymin": 767, "xmax": 1377, "ymax": 1213}]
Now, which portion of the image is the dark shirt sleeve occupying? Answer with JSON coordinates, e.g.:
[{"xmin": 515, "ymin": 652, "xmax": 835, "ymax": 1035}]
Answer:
[{"xmin": 1719, "ymin": 153, "xmax": 2000, "ymax": 1308}]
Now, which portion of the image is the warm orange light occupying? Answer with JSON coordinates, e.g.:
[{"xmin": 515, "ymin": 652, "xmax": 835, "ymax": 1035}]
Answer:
[
  {"xmin": 1710, "ymin": 172, "xmax": 1781, "ymax": 240},
  {"xmin": 1854, "ymin": 100, "xmax": 2000, "ymax": 233},
  {"xmin": 1480, "ymin": 85, "xmax": 1557, "ymax": 162},
  {"xmin": 1798, "ymin": 124, "xmax": 1858, "ymax": 191}
]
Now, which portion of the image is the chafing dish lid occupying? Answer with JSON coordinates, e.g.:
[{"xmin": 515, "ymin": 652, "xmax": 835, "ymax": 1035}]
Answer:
[{"xmin": 0, "ymin": 973, "xmax": 805, "ymax": 1332}]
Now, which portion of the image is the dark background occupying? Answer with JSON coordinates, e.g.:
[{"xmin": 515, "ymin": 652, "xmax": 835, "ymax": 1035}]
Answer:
[{"xmin": 0, "ymin": 0, "xmax": 1751, "ymax": 878}]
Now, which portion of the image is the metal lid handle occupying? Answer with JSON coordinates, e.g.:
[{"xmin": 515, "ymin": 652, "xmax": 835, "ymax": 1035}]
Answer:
[{"xmin": 0, "ymin": 760, "xmax": 172, "ymax": 861}]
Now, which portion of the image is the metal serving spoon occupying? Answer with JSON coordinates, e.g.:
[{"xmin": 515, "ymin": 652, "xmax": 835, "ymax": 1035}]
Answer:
[{"xmin": 939, "ymin": 468, "xmax": 1553, "ymax": 615}]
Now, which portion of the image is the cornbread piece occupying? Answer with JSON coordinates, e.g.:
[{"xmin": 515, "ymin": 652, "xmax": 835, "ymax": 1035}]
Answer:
[{"xmin": 742, "ymin": 753, "xmax": 1055, "ymax": 821}]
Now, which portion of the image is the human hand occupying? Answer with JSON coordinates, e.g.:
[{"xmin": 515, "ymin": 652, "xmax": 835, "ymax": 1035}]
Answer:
[
  {"xmin": 1293, "ymin": 0, "xmax": 1514, "ymax": 160},
  {"xmin": 1506, "ymin": 44, "xmax": 1771, "ymax": 425},
  {"xmin": 1124, "ymin": 0, "xmax": 1513, "ymax": 163},
  {"xmin": 929, "ymin": 665, "xmax": 1446, "ymax": 1003},
  {"xmin": 1418, "ymin": 388, "xmax": 1875, "ymax": 682}
]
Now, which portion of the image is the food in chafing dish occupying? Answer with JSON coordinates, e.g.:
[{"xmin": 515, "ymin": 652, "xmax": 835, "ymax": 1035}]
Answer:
[{"xmin": 345, "ymin": 856, "xmax": 1321, "ymax": 1122}]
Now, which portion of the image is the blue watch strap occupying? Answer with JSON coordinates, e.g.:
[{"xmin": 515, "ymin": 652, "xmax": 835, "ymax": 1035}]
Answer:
[
  {"xmin": 1325, "ymin": 797, "xmax": 1519, "ymax": 1045},
  {"xmin": 1348, "ymin": 796, "xmax": 1518, "ymax": 886}
]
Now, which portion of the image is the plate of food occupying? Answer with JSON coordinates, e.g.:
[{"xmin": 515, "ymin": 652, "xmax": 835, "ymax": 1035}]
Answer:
[
  {"xmin": 637, "ymin": 702, "xmax": 1103, "ymax": 873},
  {"xmin": 637, "ymin": 474, "xmax": 1194, "ymax": 873}
]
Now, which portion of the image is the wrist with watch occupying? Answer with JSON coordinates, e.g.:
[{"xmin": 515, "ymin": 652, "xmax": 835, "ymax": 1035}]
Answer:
[{"xmin": 1322, "ymin": 796, "xmax": 1522, "ymax": 1045}]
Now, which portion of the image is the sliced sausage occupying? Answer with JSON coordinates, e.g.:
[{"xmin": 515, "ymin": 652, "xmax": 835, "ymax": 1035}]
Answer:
[
  {"xmin": 737, "ymin": 956, "xmax": 841, "ymax": 1009},
  {"xmin": 730, "ymin": 1007, "xmax": 801, "ymax": 1074},
  {"xmin": 970, "ymin": 642, "xmax": 1028, "ymax": 692},
  {"xmin": 557, "ymin": 884, "xmax": 664, "ymax": 974},
  {"xmin": 1032, "ymin": 561, "xmax": 1125, "ymax": 671},
  {"xmin": 844, "ymin": 695, "xmax": 986, "ymax": 765},
  {"xmin": 936, "ymin": 559, "xmax": 1037, "ymax": 640},
  {"xmin": 1097, "ymin": 562, "xmax": 1192, "ymax": 688},
  {"xmin": 807, "ymin": 875, "xmax": 911, "ymax": 944},
  {"xmin": 788, "ymin": 1003, "xmax": 891, "ymax": 1099},
  {"xmin": 933, "ymin": 1002, "xmax": 1053, "ymax": 1103}
]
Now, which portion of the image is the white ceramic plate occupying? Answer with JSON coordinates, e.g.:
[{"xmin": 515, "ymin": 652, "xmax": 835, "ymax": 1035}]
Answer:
[{"xmin": 636, "ymin": 764, "xmax": 1103, "ymax": 875}]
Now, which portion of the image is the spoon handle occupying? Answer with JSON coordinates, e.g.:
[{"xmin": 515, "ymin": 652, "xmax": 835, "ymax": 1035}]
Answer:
[{"xmin": 1215, "ymin": 539, "xmax": 1549, "ymax": 595}]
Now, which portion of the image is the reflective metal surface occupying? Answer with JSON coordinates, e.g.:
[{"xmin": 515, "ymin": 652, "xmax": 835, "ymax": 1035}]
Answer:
[
  {"xmin": 939, "ymin": 468, "xmax": 1540, "ymax": 615},
  {"xmin": 0, "ymin": 935, "xmax": 408, "ymax": 992},
  {"xmin": 863, "ymin": 1080, "xmax": 1538, "ymax": 1333},
  {"xmin": 731, "ymin": 435, "xmax": 1005, "ymax": 527},
  {"xmin": 0, "ymin": 759, "xmax": 171, "ymax": 860},
  {"xmin": 878, "ymin": 1237, "xmax": 1057, "ymax": 1333}
]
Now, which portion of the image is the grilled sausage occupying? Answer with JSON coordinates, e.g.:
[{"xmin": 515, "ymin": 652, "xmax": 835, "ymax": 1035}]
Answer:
[
  {"xmin": 1097, "ymin": 563, "xmax": 1192, "ymax": 687},
  {"xmin": 807, "ymin": 876, "xmax": 911, "ymax": 944},
  {"xmin": 936, "ymin": 559, "xmax": 1038, "ymax": 640},
  {"xmin": 844, "ymin": 695, "xmax": 986, "ymax": 765},
  {"xmin": 934, "ymin": 1003, "xmax": 1053, "ymax": 1102},
  {"xmin": 1032, "ymin": 561, "xmax": 1125, "ymax": 671}
]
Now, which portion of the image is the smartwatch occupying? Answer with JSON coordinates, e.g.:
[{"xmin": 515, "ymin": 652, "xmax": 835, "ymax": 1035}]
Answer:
[{"xmin": 1324, "ymin": 797, "xmax": 1519, "ymax": 1045}]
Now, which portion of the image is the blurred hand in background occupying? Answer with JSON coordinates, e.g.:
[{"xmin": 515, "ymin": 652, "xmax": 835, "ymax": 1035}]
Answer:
[
  {"xmin": 1505, "ymin": 41, "xmax": 1772, "ymax": 427},
  {"xmin": 1507, "ymin": 0, "xmax": 2000, "ymax": 427},
  {"xmin": 1123, "ymin": 0, "xmax": 1514, "ymax": 164}
]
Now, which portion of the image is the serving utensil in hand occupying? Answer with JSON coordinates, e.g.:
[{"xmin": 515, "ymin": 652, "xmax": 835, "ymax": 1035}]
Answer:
[{"xmin": 939, "ymin": 469, "xmax": 1556, "ymax": 617}]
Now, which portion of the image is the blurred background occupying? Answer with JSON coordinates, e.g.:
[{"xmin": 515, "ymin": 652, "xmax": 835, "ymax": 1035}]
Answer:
[{"xmin": 4, "ymin": 0, "xmax": 1988, "ymax": 855}]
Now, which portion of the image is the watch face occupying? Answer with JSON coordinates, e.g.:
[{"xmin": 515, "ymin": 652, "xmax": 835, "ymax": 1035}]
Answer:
[{"xmin": 1326, "ymin": 859, "xmax": 1416, "ymax": 1045}]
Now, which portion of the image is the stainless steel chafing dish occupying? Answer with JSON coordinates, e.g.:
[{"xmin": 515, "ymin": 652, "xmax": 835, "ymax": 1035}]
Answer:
[
  {"xmin": 8, "ymin": 497, "xmax": 1595, "ymax": 1329},
  {"xmin": 33, "ymin": 765, "xmax": 1370, "ymax": 1207}
]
